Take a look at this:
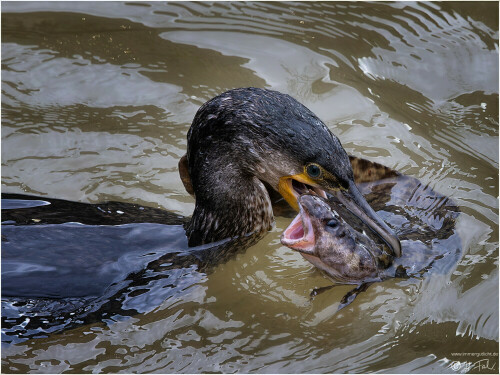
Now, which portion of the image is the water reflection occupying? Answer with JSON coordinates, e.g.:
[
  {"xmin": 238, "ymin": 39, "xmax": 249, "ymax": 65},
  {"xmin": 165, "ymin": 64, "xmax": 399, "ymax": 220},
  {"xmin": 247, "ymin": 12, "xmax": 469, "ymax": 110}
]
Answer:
[{"xmin": 1, "ymin": 1, "xmax": 498, "ymax": 373}]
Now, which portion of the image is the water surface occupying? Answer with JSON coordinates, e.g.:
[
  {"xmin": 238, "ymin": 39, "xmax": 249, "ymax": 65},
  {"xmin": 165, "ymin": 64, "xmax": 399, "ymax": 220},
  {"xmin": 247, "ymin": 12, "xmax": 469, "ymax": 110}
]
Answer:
[{"xmin": 1, "ymin": 1, "xmax": 498, "ymax": 373}]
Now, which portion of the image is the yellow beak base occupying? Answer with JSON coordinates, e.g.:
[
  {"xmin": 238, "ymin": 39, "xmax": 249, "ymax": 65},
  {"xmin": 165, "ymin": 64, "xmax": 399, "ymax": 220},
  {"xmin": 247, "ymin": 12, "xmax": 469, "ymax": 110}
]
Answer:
[{"xmin": 278, "ymin": 173, "xmax": 320, "ymax": 211}]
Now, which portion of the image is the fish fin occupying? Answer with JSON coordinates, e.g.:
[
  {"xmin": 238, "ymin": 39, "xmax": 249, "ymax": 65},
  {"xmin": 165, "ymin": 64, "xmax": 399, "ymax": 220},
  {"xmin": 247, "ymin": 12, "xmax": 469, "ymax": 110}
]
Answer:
[
  {"xmin": 309, "ymin": 284, "xmax": 336, "ymax": 299},
  {"xmin": 394, "ymin": 265, "xmax": 410, "ymax": 278},
  {"xmin": 337, "ymin": 282, "xmax": 373, "ymax": 310}
]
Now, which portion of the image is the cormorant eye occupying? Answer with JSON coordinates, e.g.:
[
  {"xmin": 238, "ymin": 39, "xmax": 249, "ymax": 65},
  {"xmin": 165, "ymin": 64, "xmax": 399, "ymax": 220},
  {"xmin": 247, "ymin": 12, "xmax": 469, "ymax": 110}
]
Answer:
[
  {"xmin": 326, "ymin": 219, "xmax": 338, "ymax": 228},
  {"xmin": 306, "ymin": 164, "xmax": 321, "ymax": 179}
]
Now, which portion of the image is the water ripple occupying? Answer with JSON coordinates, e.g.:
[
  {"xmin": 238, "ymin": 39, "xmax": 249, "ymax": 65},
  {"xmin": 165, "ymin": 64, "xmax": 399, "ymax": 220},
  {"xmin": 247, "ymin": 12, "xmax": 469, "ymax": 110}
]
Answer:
[{"xmin": 1, "ymin": 1, "xmax": 498, "ymax": 373}]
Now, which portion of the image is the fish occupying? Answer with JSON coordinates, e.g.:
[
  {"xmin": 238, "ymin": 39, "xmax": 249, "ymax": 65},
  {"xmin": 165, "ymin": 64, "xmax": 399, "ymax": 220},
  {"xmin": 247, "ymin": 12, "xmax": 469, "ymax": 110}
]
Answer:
[
  {"xmin": 281, "ymin": 194, "xmax": 395, "ymax": 283},
  {"xmin": 280, "ymin": 189, "xmax": 461, "ymax": 310},
  {"xmin": 280, "ymin": 194, "xmax": 399, "ymax": 308}
]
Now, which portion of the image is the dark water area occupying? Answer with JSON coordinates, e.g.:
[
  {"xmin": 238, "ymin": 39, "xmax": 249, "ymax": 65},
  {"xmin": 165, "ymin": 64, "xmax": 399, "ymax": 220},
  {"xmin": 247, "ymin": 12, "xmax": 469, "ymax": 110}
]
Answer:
[{"xmin": 1, "ymin": 1, "xmax": 498, "ymax": 373}]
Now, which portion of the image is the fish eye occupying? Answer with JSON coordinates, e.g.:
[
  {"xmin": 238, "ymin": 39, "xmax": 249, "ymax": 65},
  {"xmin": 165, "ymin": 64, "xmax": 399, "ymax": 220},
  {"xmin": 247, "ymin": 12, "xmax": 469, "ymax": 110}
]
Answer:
[
  {"xmin": 306, "ymin": 164, "xmax": 322, "ymax": 179},
  {"xmin": 326, "ymin": 219, "xmax": 338, "ymax": 228}
]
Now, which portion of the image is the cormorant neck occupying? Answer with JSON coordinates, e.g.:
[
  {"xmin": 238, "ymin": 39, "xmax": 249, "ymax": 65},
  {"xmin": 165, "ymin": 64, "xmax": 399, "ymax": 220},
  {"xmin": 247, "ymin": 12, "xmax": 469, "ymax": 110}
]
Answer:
[{"xmin": 186, "ymin": 176, "xmax": 273, "ymax": 247}]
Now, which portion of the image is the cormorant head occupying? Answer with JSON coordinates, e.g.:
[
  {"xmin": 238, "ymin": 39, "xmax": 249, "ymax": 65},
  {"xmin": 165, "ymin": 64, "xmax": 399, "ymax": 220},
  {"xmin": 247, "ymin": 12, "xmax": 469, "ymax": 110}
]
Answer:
[{"xmin": 186, "ymin": 88, "xmax": 401, "ymax": 257}]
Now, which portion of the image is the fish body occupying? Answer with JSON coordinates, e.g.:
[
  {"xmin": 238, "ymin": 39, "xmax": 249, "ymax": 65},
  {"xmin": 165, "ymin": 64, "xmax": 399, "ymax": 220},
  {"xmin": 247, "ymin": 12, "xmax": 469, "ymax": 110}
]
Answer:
[{"xmin": 281, "ymin": 194, "xmax": 393, "ymax": 284}]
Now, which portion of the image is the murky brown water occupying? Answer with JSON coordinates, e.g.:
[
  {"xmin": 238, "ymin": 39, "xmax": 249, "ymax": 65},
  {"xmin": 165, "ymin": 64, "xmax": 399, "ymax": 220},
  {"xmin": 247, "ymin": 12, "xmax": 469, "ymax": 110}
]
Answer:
[{"xmin": 1, "ymin": 1, "xmax": 498, "ymax": 373}]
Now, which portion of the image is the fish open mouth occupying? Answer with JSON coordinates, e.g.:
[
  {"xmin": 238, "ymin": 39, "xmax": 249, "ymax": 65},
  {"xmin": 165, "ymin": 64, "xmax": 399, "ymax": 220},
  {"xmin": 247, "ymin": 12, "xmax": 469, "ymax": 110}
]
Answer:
[{"xmin": 280, "ymin": 200, "xmax": 315, "ymax": 252}]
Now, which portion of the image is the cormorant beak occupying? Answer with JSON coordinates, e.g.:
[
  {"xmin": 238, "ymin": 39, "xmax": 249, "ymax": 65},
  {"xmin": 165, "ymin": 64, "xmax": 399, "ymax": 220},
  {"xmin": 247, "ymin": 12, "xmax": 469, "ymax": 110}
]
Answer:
[
  {"xmin": 278, "ymin": 175, "xmax": 401, "ymax": 258},
  {"xmin": 278, "ymin": 174, "xmax": 327, "ymax": 211}
]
